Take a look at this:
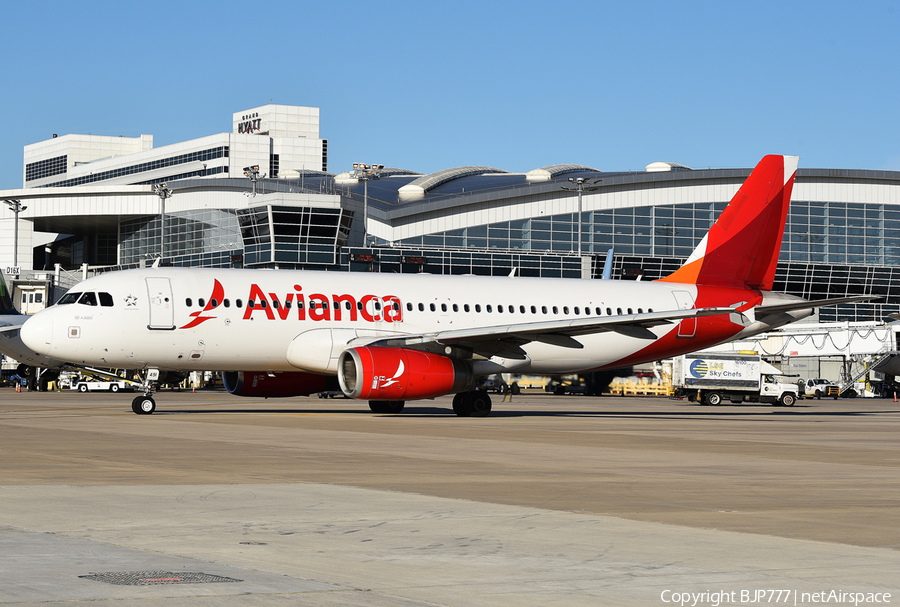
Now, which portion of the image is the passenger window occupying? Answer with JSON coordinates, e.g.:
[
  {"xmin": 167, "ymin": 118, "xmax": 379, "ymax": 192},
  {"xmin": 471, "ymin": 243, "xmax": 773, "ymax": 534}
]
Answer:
[
  {"xmin": 595, "ymin": 307, "xmax": 601, "ymax": 315},
  {"xmin": 285, "ymin": 301, "xmax": 292, "ymax": 309},
  {"xmin": 498, "ymin": 305, "xmax": 503, "ymax": 313},
  {"xmin": 464, "ymin": 304, "xmax": 470, "ymax": 312},
  {"xmin": 452, "ymin": 303, "xmax": 458, "ymax": 312},
  {"xmin": 357, "ymin": 301, "xmax": 363, "ymax": 310},
  {"xmin": 487, "ymin": 305, "xmax": 493, "ymax": 313},
  {"xmin": 531, "ymin": 306, "xmax": 536, "ymax": 314},
  {"xmin": 272, "ymin": 300, "xmax": 280, "ymax": 309},
  {"xmin": 58, "ymin": 292, "xmax": 82, "ymax": 305},
  {"xmin": 553, "ymin": 306, "xmax": 558, "ymax": 314},
  {"xmin": 607, "ymin": 308, "xmax": 612, "ymax": 315},
  {"xmin": 236, "ymin": 299, "xmax": 243, "ymax": 308},
  {"xmin": 418, "ymin": 303, "xmax": 425, "ymax": 311},
  {"xmin": 78, "ymin": 292, "xmax": 98, "ymax": 306},
  {"xmin": 211, "ymin": 298, "xmax": 218, "ymax": 308},
  {"xmin": 199, "ymin": 298, "xmax": 206, "ymax": 307},
  {"xmin": 430, "ymin": 303, "xmax": 436, "ymax": 312},
  {"xmin": 475, "ymin": 304, "xmax": 481, "ymax": 313},
  {"xmin": 394, "ymin": 302, "xmax": 400, "ymax": 311},
  {"xmin": 628, "ymin": 308, "xmax": 633, "ymax": 314},
  {"xmin": 407, "ymin": 303, "xmax": 413, "ymax": 311},
  {"xmin": 441, "ymin": 303, "xmax": 447, "ymax": 312},
  {"xmin": 260, "ymin": 300, "xmax": 267, "ymax": 309},
  {"xmin": 248, "ymin": 300, "xmax": 256, "ymax": 308},
  {"xmin": 542, "ymin": 306, "xmax": 547, "ymax": 314},
  {"xmin": 186, "ymin": 298, "xmax": 193, "ymax": 307},
  {"xmin": 508, "ymin": 305, "xmax": 514, "ymax": 313},
  {"xmin": 346, "ymin": 301, "xmax": 352, "ymax": 310},
  {"xmin": 574, "ymin": 307, "xmax": 580, "ymax": 315},
  {"xmin": 99, "ymin": 292, "xmax": 114, "ymax": 307},
  {"xmin": 617, "ymin": 308, "xmax": 623, "ymax": 315},
  {"xmin": 638, "ymin": 308, "xmax": 643, "ymax": 314},
  {"xmin": 648, "ymin": 308, "xmax": 653, "ymax": 313},
  {"xmin": 224, "ymin": 299, "xmax": 230, "ymax": 308},
  {"xmin": 375, "ymin": 302, "xmax": 381, "ymax": 311},
  {"xmin": 563, "ymin": 306, "xmax": 569, "ymax": 315}
]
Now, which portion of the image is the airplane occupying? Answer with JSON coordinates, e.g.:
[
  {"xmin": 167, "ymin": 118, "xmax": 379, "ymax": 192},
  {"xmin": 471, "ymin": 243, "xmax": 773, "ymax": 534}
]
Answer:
[
  {"xmin": 0, "ymin": 272, "xmax": 67, "ymax": 385},
  {"xmin": 19, "ymin": 155, "xmax": 870, "ymax": 416}
]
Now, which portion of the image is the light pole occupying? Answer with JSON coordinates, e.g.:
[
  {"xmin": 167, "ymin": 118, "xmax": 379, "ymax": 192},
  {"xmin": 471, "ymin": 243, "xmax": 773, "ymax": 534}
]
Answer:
[
  {"xmin": 4, "ymin": 199, "xmax": 27, "ymax": 275},
  {"xmin": 243, "ymin": 165, "xmax": 263, "ymax": 197},
  {"xmin": 562, "ymin": 177, "xmax": 602, "ymax": 254},
  {"xmin": 350, "ymin": 163, "xmax": 383, "ymax": 247},
  {"xmin": 153, "ymin": 183, "xmax": 172, "ymax": 260}
]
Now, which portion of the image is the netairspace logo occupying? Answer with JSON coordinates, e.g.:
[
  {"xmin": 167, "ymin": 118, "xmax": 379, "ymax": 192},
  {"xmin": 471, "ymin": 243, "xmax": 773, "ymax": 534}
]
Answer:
[{"xmin": 660, "ymin": 589, "xmax": 892, "ymax": 606}]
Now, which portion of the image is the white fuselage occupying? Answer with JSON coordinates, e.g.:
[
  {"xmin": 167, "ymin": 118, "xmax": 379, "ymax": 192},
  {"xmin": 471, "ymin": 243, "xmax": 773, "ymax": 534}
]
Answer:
[{"xmin": 20, "ymin": 267, "xmax": 742, "ymax": 376}]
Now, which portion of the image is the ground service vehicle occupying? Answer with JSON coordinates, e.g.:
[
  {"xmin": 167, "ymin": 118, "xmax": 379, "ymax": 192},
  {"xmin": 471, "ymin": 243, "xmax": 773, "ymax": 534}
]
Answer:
[
  {"xmin": 673, "ymin": 353, "xmax": 799, "ymax": 406},
  {"xmin": 803, "ymin": 378, "xmax": 840, "ymax": 399},
  {"xmin": 70, "ymin": 379, "xmax": 132, "ymax": 393}
]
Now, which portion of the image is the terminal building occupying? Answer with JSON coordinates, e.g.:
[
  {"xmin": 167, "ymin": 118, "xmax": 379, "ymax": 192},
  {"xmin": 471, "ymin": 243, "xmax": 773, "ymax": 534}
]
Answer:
[{"xmin": 2, "ymin": 103, "xmax": 900, "ymax": 326}]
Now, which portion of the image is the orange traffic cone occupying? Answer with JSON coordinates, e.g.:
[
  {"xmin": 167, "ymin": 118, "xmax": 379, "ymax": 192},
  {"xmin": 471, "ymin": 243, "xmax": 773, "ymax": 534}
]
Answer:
[{"xmin": 15, "ymin": 383, "xmax": 21, "ymax": 393}]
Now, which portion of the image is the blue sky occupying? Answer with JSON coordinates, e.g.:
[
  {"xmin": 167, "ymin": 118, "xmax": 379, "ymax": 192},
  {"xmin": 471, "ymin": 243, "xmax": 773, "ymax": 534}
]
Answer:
[{"xmin": 3, "ymin": 0, "xmax": 898, "ymax": 189}]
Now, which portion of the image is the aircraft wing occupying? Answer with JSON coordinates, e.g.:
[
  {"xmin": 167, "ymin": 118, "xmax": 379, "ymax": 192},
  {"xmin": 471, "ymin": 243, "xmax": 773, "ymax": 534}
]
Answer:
[
  {"xmin": 353, "ymin": 307, "xmax": 737, "ymax": 359},
  {"xmin": 0, "ymin": 318, "xmax": 26, "ymax": 333}
]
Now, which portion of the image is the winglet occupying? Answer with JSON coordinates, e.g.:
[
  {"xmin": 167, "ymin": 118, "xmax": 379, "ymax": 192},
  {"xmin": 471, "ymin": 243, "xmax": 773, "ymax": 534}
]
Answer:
[{"xmin": 658, "ymin": 155, "xmax": 798, "ymax": 290}]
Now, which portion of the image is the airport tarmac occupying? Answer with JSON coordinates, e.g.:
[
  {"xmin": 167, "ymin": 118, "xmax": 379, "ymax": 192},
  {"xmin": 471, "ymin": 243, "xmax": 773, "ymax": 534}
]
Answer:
[{"xmin": 1, "ymin": 388, "xmax": 898, "ymax": 606}]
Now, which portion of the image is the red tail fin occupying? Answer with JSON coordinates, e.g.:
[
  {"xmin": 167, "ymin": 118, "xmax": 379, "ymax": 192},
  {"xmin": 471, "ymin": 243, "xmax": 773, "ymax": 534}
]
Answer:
[{"xmin": 658, "ymin": 155, "xmax": 798, "ymax": 290}]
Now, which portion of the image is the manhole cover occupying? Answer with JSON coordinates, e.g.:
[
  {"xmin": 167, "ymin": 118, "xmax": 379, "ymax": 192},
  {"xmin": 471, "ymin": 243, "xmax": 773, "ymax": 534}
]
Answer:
[{"xmin": 79, "ymin": 571, "xmax": 242, "ymax": 586}]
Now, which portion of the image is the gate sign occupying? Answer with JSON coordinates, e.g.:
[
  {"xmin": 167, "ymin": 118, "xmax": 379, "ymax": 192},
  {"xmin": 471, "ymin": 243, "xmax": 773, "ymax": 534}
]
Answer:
[{"xmin": 6, "ymin": 267, "xmax": 21, "ymax": 275}]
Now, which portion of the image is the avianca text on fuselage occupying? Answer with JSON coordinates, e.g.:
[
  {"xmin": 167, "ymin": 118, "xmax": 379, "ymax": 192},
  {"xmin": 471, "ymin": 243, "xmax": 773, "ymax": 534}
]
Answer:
[{"xmin": 179, "ymin": 281, "xmax": 403, "ymax": 330}]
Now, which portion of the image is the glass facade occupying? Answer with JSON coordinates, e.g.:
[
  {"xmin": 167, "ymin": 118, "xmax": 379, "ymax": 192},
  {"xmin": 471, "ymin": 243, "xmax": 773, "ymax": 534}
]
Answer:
[
  {"xmin": 120, "ymin": 209, "xmax": 243, "ymax": 265},
  {"xmin": 237, "ymin": 206, "xmax": 353, "ymax": 266},
  {"xmin": 25, "ymin": 155, "xmax": 67, "ymax": 182},
  {"xmin": 396, "ymin": 199, "xmax": 900, "ymax": 323}
]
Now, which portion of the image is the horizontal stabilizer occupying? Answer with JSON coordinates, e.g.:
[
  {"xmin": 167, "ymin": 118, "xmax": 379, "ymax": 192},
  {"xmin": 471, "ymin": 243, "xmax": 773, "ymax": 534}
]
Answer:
[{"xmin": 755, "ymin": 295, "xmax": 874, "ymax": 316}]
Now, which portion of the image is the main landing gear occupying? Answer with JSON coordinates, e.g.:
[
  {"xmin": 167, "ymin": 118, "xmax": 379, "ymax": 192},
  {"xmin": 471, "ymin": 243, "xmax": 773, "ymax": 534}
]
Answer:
[
  {"xmin": 132, "ymin": 394, "xmax": 156, "ymax": 415},
  {"xmin": 452, "ymin": 390, "xmax": 492, "ymax": 417}
]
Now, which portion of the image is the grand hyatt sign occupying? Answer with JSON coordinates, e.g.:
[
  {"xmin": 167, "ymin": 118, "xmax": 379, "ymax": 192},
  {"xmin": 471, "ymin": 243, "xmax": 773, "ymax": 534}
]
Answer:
[{"xmin": 237, "ymin": 112, "xmax": 262, "ymax": 134}]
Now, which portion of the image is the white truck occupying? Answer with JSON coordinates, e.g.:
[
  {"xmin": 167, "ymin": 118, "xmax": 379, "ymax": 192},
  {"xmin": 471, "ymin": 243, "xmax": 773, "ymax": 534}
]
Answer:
[
  {"xmin": 70, "ymin": 378, "xmax": 133, "ymax": 393},
  {"xmin": 803, "ymin": 378, "xmax": 840, "ymax": 399},
  {"xmin": 673, "ymin": 353, "xmax": 799, "ymax": 406}
]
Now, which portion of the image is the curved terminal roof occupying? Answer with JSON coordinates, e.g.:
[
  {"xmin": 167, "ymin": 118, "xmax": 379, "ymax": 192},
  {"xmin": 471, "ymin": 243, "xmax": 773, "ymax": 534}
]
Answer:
[
  {"xmin": 526, "ymin": 164, "xmax": 600, "ymax": 182},
  {"xmin": 646, "ymin": 161, "xmax": 692, "ymax": 172},
  {"xmin": 333, "ymin": 167, "xmax": 422, "ymax": 185},
  {"xmin": 398, "ymin": 166, "xmax": 508, "ymax": 201}
]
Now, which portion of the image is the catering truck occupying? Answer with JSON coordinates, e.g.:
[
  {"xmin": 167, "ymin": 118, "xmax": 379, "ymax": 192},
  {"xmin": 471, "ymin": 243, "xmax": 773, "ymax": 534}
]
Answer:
[{"xmin": 672, "ymin": 353, "xmax": 799, "ymax": 406}]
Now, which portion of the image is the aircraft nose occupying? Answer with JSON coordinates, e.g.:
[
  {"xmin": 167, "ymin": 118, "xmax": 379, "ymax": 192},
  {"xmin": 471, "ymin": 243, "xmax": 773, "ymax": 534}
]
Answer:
[{"xmin": 21, "ymin": 313, "xmax": 54, "ymax": 355}]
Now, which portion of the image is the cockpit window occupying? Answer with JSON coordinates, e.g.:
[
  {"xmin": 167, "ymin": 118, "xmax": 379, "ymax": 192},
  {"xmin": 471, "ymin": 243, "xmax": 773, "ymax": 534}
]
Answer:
[
  {"xmin": 58, "ymin": 292, "xmax": 82, "ymax": 305},
  {"xmin": 78, "ymin": 292, "xmax": 98, "ymax": 306},
  {"xmin": 99, "ymin": 292, "xmax": 114, "ymax": 307}
]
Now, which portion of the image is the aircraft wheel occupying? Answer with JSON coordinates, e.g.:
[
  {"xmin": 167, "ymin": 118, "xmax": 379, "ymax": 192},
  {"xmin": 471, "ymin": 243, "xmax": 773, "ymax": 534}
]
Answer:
[
  {"xmin": 468, "ymin": 391, "xmax": 492, "ymax": 418},
  {"xmin": 132, "ymin": 395, "xmax": 156, "ymax": 415},
  {"xmin": 78, "ymin": 384, "xmax": 88, "ymax": 393},
  {"xmin": 779, "ymin": 393, "xmax": 796, "ymax": 407},
  {"xmin": 452, "ymin": 393, "xmax": 469, "ymax": 416},
  {"xmin": 706, "ymin": 392, "xmax": 723, "ymax": 406},
  {"xmin": 510, "ymin": 383, "xmax": 520, "ymax": 395}
]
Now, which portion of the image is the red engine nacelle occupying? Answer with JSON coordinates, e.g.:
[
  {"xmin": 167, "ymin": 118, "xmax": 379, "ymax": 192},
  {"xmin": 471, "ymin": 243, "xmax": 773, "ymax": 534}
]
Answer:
[
  {"xmin": 338, "ymin": 347, "xmax": 473, "ymax": 401},
  {"xmin": 221, "ymin": 371, "xmax": 329, "ymax": 397}
]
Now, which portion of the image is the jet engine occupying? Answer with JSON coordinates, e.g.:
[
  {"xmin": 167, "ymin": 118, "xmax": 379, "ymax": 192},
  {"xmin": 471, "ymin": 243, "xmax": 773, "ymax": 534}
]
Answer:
[
  {"xmin": 338, "ymin": 347, "xmax": 473, "ymax": 401},
  {"xmin": 221, "ymin": 371, "xmax": 331, "ymax": 397}
]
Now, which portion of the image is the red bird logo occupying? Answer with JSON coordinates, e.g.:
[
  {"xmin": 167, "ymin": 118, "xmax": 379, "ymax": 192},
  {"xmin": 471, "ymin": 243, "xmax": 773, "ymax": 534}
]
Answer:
[{"xmin": 179, "ymin": 279, "xmax": 224, "ymax": 329}]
